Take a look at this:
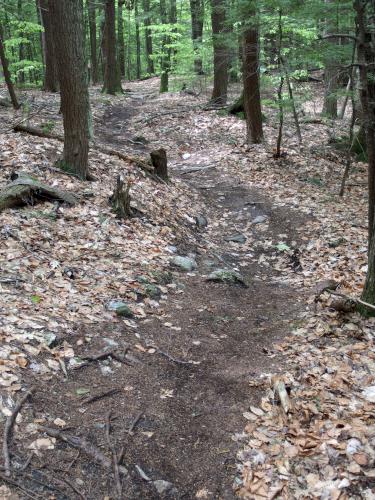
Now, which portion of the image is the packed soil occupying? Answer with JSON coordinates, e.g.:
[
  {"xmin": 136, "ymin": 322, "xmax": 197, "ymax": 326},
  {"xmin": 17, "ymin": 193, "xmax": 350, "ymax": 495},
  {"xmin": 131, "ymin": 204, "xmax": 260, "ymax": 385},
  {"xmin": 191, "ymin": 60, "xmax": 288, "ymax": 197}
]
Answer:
[{"xmin": 0, "ymin": 79, "xmax": 312, "ymax": 499}]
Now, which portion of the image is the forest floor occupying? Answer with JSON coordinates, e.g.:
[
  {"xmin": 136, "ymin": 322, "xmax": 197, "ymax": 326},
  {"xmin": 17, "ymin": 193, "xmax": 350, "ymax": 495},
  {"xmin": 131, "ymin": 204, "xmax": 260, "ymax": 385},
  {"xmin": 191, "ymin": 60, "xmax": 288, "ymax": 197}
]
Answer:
[{"xmin": 0, "ymin": 78, "xmax": 374, "ymax": 500}]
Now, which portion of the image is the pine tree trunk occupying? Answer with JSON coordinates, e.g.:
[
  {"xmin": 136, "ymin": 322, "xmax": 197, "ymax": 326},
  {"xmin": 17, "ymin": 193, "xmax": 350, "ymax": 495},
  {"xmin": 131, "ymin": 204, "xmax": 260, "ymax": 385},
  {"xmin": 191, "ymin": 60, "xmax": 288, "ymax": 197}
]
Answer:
[
  {"xmin": 102, "ymin": 0, "xmax": 122, "ymax": 94},
  {"xmin": 242, "ymin": 26, "xmax": 263, "ymax": 143},
  {"xmin": 118, "ymin": 0, "xmax": 125, "ymax": 78},
  {"xmin": 210, "ymin": 0, "xmax": 228, "ymax": 104},
  {"xmin": 135, "ymin": 0, "xmax": 141, "ymax": 79},
  {"xmin": 40, "ymin": 0, "xmax": 59, "ymax": 92},
  {"xmin": 49, "ymin": 0, "xmax": 90, "ymax": 180},
  {"xmin": 190, "ymin": 0, "xmax": 204, "ymax": 74},
  {"xmin": 323, "ymin": 0, "xmax": 338, "ymax": 118},
  {"xmin": 88, "ymin": 0, "xmax": 99, "ymax": 84},
  {"xmin": 17, "ymin": 0, "xmax": 25, "ymax": 84},
  {"xmin": 355, "ymin": 0, "xmax": 375, "ymax": 310},
  {"xmin": 143, "ymin": 0, "xmax": 154, "ymax": 74},
  {"xmin": 159, "ymin": 0, "xmax": 170, "ymax": 92},
  {"xmin": 0, "ymin": 26, "xmax": 20, "ymax": 109}
]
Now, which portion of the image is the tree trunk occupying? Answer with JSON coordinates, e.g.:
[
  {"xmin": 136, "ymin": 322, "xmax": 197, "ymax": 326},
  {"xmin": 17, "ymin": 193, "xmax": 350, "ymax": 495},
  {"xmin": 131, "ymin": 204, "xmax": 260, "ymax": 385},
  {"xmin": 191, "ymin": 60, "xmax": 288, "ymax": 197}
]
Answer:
[
  {"xmin": 49, "ymin": 0, "xmax": 90, "ymax": 180},
  {"xmin": 118, "ymin": 0, "xmax": 125, "ymax": 78},
  {"xmin": 135, "ymin": 0, "xmax": 141, "ymax": 79},
  {"xmin": 242, "ymin": 26, "xmax": 263, "ymax": 143},
  {"xmin": 17, "ymin": 0, "xmax": 25, "ymax": 85},
  {"xmin": 323, "ymin": 0, "xmax": 338, "ymax": 118},
  {"xmin": 210, "ymin": 0, "xmax": 229, "ymax": 104},
  {"xmin": 355, "ymin": 0, "xmax": 375, "ymax": 310},
  {"xmin": 159, "ymin": 0, "xmax": 170, "ymax": 92},
  {"xmin": 143, "ymin": 0, "xmax": 154, "ymax": 74},
  {"xmin": 150, "ymin": 148, "xmax": 168, "ymax": 180},
  {"xmin": 0, "ymin": 26, "xmax": 21, "ymax": 109},
  {"xmin": 102, "ymin": 0, "xmax": 122, "ymax": 94},
  {"xmin": 88, "ymin": 0, "xmax": 99, "ymax": 84},
  {"xmin": 190, "ymin": 0, "xmax": 204, "ymax": 74},
  {"xmin": 40, "ymin": 0, "xmax": 59, "ymax": 92}
]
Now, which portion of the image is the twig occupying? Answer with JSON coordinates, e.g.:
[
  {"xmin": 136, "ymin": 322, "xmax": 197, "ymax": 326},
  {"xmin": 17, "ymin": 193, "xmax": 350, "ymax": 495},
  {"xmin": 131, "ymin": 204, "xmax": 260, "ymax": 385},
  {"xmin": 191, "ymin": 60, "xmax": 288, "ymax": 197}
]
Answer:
[
  {"xmin": 105, "ymin": 412, "xmax": 122, "ymax": 498},
  {"xmin": 0, "ymin": 473, "xmax": 39, "ymax": 499},
  {"xmin": 147, "ymin": 345, "xmax": 195, "ymax": 366},
  {"xmin": 72, "ymin": 349, "xmax": 131, "ymax": 370},
  {"xmin": 58, "ymin": 476, "xmax": 87, "ymax": 500},
  {"xmin": 37, "ymin": 425, "xmax": 128, "ymax": 476},
  {"xmin": 3, "ymin": 388, "xmax": 34, "ymax": 476},
  {"xmin": 82, "ymin": 388, "xmax": 121, "ymax": 405},
  {"xmin": 128, "ymin": 412, "xmax": 143, "ymax": 435},
  {"xmin": 328, "ymin": 290, "xmax": 375, "ymax": 311}
]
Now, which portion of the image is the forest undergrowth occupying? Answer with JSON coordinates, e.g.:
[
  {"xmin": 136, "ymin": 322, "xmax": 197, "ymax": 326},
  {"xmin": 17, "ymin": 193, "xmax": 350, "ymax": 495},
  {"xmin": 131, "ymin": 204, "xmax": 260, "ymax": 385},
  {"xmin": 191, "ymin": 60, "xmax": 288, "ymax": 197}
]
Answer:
[{"xmin": 0, "ymin": 78, "xmax": 374, "ymax": 499}]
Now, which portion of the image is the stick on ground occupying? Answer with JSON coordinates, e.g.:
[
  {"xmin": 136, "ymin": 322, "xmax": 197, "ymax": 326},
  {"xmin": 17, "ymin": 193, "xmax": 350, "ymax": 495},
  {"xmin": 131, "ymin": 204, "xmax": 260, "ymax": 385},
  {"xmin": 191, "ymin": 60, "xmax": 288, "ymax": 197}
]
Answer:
[{"xmin": 3, "ymin": 388, "xmax": 34, "ymax": 476}]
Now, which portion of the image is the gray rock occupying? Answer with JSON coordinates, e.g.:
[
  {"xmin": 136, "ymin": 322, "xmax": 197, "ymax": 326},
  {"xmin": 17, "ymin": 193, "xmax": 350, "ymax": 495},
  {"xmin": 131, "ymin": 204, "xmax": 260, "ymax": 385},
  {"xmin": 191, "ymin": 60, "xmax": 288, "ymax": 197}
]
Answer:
[
  {"xmin": 153, "ymin": 480, "xmax": 175, "ymax": 495},
  {"xmin": 166, "ymin": 245, "xmax": 177, "ymax": 254},
  {"xmin": 171, "ymin": 256, "xmax": 197, "ymax": 272},
  {"xmin": 115, "ymin": 304, "xmax": 134, "ymax": 318},
  {"xmin": 43, "ymin": 332, "xmax": 58, "ymax": 348},
  {"xmin": 206, "ymin": 269, "xmax": 248, "ymax": 287},
  {"xmin": 103, "ymin": 337, "xmax": 119, "ymax": 347},
  {"xmin": 107, "ymin": 300, "xmax": 127, "ymax": 311},
  {"xmin": 195, "ymin": 214, "xmax": 208, "ymax": 228},
  {"xmin": 252, "ymin": 215, "xmax": 268, "ymax": 224},
  {"xmin": 224, "ymin": 233, "xmax": 246, "ymax": 244},
  {"xmin": 144, "ymin": 284, "xmax": 161, "ymax": 298}
]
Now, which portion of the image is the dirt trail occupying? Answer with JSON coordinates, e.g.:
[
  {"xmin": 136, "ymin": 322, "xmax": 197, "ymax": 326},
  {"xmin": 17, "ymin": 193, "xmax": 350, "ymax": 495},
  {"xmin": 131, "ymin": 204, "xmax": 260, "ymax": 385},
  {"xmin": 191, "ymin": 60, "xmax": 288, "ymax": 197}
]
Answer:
[{"xmin": 25, "ymin": 84, "xmax": 307, "ymax": 499}]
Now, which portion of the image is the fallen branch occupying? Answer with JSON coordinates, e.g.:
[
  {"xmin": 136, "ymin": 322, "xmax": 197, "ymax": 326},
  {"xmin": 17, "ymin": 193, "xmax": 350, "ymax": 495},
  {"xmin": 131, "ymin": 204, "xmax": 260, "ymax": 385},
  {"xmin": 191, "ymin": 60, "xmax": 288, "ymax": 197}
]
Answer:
[
  {"xmin": 37, "ymin": 426, "xmax": 128, "ymax": 476},
  {"xmin": 128, "ymin": 411, "xmax": 143, "ymax": 435},
  {"xmin": 3, "ymin": 388, "xmax": 34, "ymax": 476},
  {"xmin": 72, "ymin": 349, "xmax": 131, "ymax": 370},
  {"xmin": 105, "ymin": 412, "xmax": 122, "ymax": 498},
  {"xmin": 13, "ymin": 124, "xmax": 155, "ymax": 177},
  {"xmin": 328, "ymin": 290, "xmax": 375, "ymax": 312},
  {"xmin": 82, "ymin": 388, "xmax": 121, "ymax": 405},
  {"xmin": 148, "ymin": 345, "xmax": 196, "ymax": 366}
]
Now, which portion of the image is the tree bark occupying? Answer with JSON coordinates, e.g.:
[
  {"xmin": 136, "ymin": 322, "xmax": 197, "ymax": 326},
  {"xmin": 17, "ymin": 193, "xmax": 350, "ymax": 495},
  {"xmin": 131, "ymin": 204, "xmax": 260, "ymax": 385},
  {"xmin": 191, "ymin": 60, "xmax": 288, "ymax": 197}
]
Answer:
[
  {"xmin": 242, "ymin": 26, "xmax": 263, "ymax": 143},
  {"xmin": 118, "ymin": 0, "xmax": 125, "ymax": 78},
  {"xmin": 49, "ymin": 0, "xmax": 90, "ymax": 180},
  {"xmin": 355, "ymin": 0, "xmax": 375, "ymax": 310},
  {"xmin": 159, "ymin": 0, "xmax": 170, "ymax": 92},
  {"xmin": 135, "ymin": 0, "xmax": 141, "ymax": 79},
  {"xmin": 143, "ymin": 0, "xmax": 155, "ymax": 74},
  {"xmin": 150, "ymin": 148, "xmax": 168, "ymax": 180},
  {"xmin": 190, "ymin": 0, "xmax": 204, "ymax": 74},
  {"xmin": 323, "ymin": 0, "xmax": 338, "ymax": 118},
  {"xmin": 88, "ymin": 0, "xmax": 99, "ymax": 84},
  {"xmin": 0, "ymin": 26, "xmax": 21, "ymax": 109},
  {"xmin": 210, "ymin": 0, "xmax": 229, "ymax": 104},
  {"xmin": 102, "ymin": 0, "xmax": 122, "ymax": 93},
  {"xmin": 40, "ymin": 0, "xmax": 59, "ymax": 92}
]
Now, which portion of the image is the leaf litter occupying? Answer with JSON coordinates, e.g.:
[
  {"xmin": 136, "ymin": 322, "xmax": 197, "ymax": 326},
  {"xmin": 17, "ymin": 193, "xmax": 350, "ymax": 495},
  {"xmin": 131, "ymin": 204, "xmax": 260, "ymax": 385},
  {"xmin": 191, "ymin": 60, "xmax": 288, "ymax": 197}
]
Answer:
[{"xmin": 0, "ymin": 79, "xmax": 374, "ymax": 498}]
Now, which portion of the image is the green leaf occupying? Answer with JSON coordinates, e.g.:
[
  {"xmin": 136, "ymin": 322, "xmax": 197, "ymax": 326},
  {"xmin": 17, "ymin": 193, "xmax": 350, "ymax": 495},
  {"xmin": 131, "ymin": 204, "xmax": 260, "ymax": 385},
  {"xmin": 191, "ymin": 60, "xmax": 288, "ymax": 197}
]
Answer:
[{"xmin": 275, "ymin": 243, "xmax": 290, "ymax": 252}]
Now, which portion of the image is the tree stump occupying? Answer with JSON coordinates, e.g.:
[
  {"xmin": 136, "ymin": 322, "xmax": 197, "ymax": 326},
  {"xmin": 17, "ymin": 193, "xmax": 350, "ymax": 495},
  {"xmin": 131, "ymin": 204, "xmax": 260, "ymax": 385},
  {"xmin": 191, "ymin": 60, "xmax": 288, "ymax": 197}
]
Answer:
[
  {"xmin": 110, "ymin": 175, "xmax": 133, "ymax": 218},
  {"xmin": 150, "ymin": 149, "xmax": 168, "ymax": 181}
]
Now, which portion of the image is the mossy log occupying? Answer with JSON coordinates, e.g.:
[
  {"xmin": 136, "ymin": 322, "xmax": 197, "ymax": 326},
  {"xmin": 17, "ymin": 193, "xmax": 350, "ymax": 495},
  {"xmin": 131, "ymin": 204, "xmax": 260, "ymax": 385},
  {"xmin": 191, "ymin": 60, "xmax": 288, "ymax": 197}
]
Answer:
[{"xmin": 0, "ymin": 172, "xmax": 78, "ymax": 212}]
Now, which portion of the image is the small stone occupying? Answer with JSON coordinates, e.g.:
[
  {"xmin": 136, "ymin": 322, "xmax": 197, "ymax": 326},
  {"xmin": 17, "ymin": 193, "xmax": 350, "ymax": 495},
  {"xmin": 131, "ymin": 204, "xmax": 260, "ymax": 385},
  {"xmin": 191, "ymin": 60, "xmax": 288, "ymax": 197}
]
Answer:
[
  {"xmin": 43, "ymin": 332, "xmax": 58, "ymax": 348},
  {"xmin": 166, "ymin": 245, "xmax": 177, "ymax": 254},
  {"xmin": 252, "ymin": 215, "xmax": 268, "ymax": 224},
  {"xmin": 107, "ymin": 300, "xmax": 127, "ymax": 311},
  {"xmin": 103, "ymin": 338, "xmax": 119, "ymax": 347},
  {"xmin": 115, "ymin": 305, "xmax": 134, "ymax": 318},
  {"xmin": 206, "ymin": 269, "xmax": 248, "ymax": 287},
  {"xmin": 144, "ymin": 284, "xmax": 161, "ymax": 298},
  {"xmin": 171, "ymin": 256, "xmax": 197, "ymax": 272},
  {"xmin": 195, "ymin": 214, "xmax": 208, "ymax": 228},
  {"xmin": 224, "ymin": 233, "xmax": 246, "ymax": 244},
  {"xmin": 153, "ymin": 480, "xmax": 174, "ymax": 495}
]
